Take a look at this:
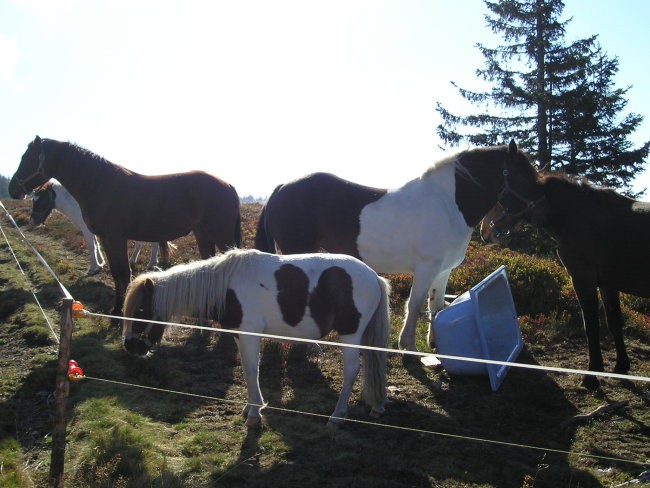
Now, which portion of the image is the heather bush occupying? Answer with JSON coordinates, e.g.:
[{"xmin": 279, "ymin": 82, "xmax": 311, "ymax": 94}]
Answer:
[
  {"xmin": 384, "ymin": 241, "xmax": 650, "ymax": 343},
  {"xmin": 385, "ymin": 273, "xmax": 412, "ymax": 311},
  {"xmin": 621, "ymin": 294, "xmax": 650, "ymax": 314},
  {"xmin": 448, "ymin": 242, "xmax": 579, "ymax": 319},
  {"xmin": 385, "ymin": 242, "xmax": 583, "ymax": 332}
]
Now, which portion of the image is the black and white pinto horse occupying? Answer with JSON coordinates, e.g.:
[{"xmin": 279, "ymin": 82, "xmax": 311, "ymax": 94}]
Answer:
[
  {"xmin": 122, "ymin": 248, "xmax": 391, "ymax": 427},
  {"xmin": 255, "ymin": 141, "xmax": 547, "ymax": 351}
]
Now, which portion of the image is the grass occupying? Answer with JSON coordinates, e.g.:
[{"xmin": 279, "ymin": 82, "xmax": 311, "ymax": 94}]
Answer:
[{"xmin": 1, "ymin": 198, "xmax": 649, "ymax": 488}]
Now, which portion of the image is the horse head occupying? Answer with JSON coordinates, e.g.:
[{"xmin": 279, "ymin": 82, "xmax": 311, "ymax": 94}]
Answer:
[
  {"xmin": 475, "ymin": 140, "xmax": 549, "ymax": 240},
  {"xmin": 122, "ymin": 277, "xmax": 165, "ymax": 357},
  {"xmin": 453, "ymin": 140, "xmax": 548, "ymax": 231},
  {"xmin": 9, "ymin": 136, "xmax": 51, "ymax": 199},
  {"xmin": 496, "ymin": 140, "xmax": 548, "ymax": 223},
  {"xmin": 30, "ymin": 183, "xmax": 56, "ymax": 226}
]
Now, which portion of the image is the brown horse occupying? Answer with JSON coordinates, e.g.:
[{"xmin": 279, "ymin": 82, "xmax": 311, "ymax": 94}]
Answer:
[
  {"xmin": 9, "ymin": 136, "xmax": 241, "ymax": 321},
  {"xmin": 482, "ymin": 173, "xmax": 650, "ymax": 388}
]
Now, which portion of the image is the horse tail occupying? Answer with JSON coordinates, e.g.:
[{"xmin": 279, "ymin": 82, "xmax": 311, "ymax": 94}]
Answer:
[
  {"xmin": 254, "ymin": 184, "xmax": 282, "ymax": 252},
  {"xmin": 361, "ymin": 275, "xmax": 390, "ymax": 413}
]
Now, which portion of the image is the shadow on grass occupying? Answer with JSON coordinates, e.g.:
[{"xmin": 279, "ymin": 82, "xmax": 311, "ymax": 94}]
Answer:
[
  {"xmin": 71, "ymin": 426, "xmax": 185, "ymax": 488},
  {"xmin": 1, "ymin": 320, "xmax": 240, "ymax": 486},
  {"xmin": 67, "ymin": 326, "xmax": 240, "ymax": 424},
  {"xmin": 68, "ymin": 275, "xmax": 115, "ymax": 314},
  {"xmin": 397, "ymin": 345, "xmax": 605, "ymax": 487},
  {"xmin": 212, "ymin": 344, "xmax": 610, "ymax": 488},
  {"xmin": 4, "ymin": 319, "xmax": 635, "ymax": 488}
]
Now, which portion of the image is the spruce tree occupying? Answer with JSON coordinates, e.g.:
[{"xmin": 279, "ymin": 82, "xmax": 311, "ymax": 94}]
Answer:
[{"xmin": 436, "ymin": 0, "xmax": 649, "ymax": 191}]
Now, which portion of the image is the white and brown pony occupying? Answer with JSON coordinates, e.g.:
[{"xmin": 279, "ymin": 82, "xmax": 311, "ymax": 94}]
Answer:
[{"xmin": 121, "ymin": 249, "xmax": 390, "ymax": 426}]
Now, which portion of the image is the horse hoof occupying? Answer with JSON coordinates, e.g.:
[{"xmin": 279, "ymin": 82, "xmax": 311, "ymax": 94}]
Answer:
[
  {"xmin": 398, "ymin": 339, "xmax": 416, "ymax": 352},
  {"xmin": 245, "ymin": 416, "xmax": 261, "ymax": 427},
  {"xmin": 401, "ymin": 354, "xmax": 419, "ymax": 367},
  {"xmin": 582, "ymin": 375, "xmax": 600, "ymax": 390},
  {"xmin": 86, "ymin": 268, "xmax": 101, "ymax": 276},
  {"xmin": 369, "ymin": 406, "xmax": 384, "ymax": 419},
  {"xmin": 613, "ymin": 362, "xmax": 630, "ymax": 376},
  {"xmin": 326, "ymin": 420, "xmax": 341, "ymax": 430}
]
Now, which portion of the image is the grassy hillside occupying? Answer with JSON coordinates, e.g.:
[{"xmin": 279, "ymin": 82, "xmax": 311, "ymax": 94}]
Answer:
[{"xmin": 0, "ymin": 198, "xmax": 649, "ymax": 488}]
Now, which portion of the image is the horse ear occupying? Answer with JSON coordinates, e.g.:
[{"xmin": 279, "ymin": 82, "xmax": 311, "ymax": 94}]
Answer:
[
  {"xmin": 32, "ymin": 136, "xmax": 46, "ymax": 164},
  {"xmin": 508, "ymin": 139, "xmax": 518, "ymax": 155},
  {"xmin": 144, "ymin": 278, "xmax": 155, "ymax": 294},
  {"xmin": 141, "ymin": 278, "xmax": 156, "ymax": 307}
]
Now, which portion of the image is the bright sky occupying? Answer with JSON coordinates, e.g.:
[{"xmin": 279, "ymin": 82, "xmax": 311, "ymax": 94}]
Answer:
[{"xmin": 1, "ymin": 0, "xmax": 648, "ymax": 198}]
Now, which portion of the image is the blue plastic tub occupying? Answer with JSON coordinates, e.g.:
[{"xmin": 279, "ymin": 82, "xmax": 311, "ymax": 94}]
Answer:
[{"xmin": 432, "ymin": 265, "xmax": 523, "ymax": 391}]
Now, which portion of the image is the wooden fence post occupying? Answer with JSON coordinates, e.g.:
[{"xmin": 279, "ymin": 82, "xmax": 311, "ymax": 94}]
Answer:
[{"xmin": 49, "ymin": 298, "xmax": 73, "ymax": 488}]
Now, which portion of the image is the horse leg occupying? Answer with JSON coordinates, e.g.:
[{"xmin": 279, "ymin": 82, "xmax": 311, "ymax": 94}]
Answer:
[
  {"xmin": 235, "ymin": 335, "xmax": 265, "ymax": 426},
  {"xmin": 147, "ymin": 242, "xmax": 159, "ymax": 270},
  {"xmin": 193, "ymin": 227, "xmax": 216, "ymax": 259},
  {"xmin": 94, "ymin": 236, "xmax": 106, "ymax": 268},
  {"xmin": 426, "ymin": 269, "xmax": 452, "ymax": 348},
  {"xmin": 100, "ymin": 237, "xmax": 131, "ymax": 326},
  {"xmin": 571, "ymin": 276, "xmax": 603, "ymax": 389},
  {"xmin": 328, "ymin": 345, "xmax": 361, "ymax": 427},
  {"xmin": 129, "ymin": 241, "xmax": 142, "ymax": 266},
  {"xmin": 399, "ymin": 266, "xmax": 436, "ymax": 351},
  {"xmin": 600, "ymin": 288, "xmax": 630, "ymax": 375},
  {"xmin": 82, "ymin": 227, "xmax": 103, "ymax": 275}
]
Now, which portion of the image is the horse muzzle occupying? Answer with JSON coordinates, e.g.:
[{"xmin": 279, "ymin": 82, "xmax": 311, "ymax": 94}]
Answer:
[
  {"xmin": 30, "ymin": 216, "xmax": 45, "ymax": 226},
  {"xmin": 123, "ymin": 337, "xmax": 154, "ymax": 357},
  {"xmin": 8, "ymin": 179, "xmax": 27, "ymax": 200}
]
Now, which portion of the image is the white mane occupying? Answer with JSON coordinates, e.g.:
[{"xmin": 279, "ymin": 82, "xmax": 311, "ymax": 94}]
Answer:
[
  {"xmin": 142, "ymin": 249, "xmax": 258, "ymax": 321},
  {"xmin": 421, "ymin": 153, "xmax": 458, "ymax": 180},
  {"xmin": 422, "ymin": 150, "xmax": 489, "ymax": 190}
]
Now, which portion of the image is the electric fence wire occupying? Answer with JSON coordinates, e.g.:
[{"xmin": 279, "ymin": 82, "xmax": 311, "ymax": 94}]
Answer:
[{"xmin": 1, "ymin": 201, "xmax": 649, "ymax": 469}]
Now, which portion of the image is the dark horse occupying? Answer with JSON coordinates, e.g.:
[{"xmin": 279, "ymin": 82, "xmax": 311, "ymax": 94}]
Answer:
[
  {"xmin": 255, "ymin": 141, "xmax": 548, "ymax": 351},
  {"xmin": 9, "ymin": 136, "xmax": 242, "ymax": 321},
  {"xmin": 482, "ymin": 173, "xmax": 650, "ymax": 388}
]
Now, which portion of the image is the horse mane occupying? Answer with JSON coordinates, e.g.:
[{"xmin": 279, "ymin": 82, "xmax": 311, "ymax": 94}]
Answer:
[
  {"xmin": 43, "ymin": 139, "xmax": 137, "ymax": 177},
  {"xmin": 422, "ymin": 145, "xmax": 514, "ymax": 189},
  {"xmin": 133, "ymin": 248, "xmax": 258, "ymax": 322},
  {"xmin": 421, "ymin": 153, "xmax": 459, "ymax": 180},
  {"xmin": 540, "ymin": 173, "xmax": 634, "ymax": 208}
]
